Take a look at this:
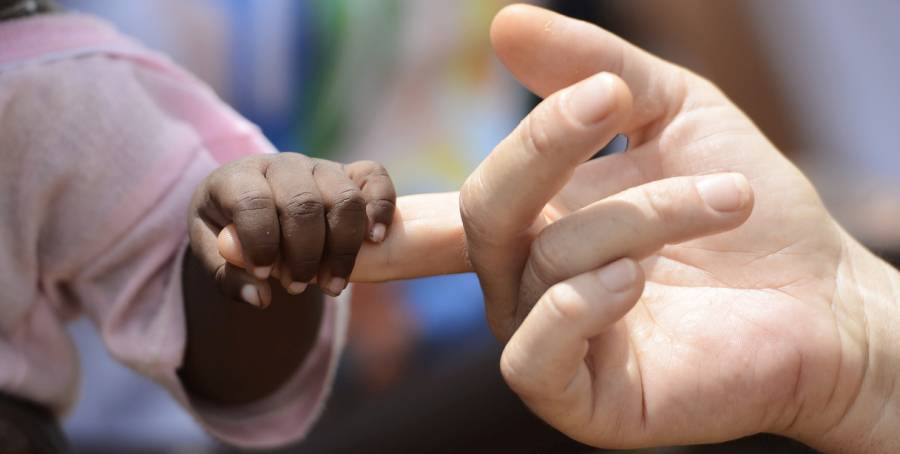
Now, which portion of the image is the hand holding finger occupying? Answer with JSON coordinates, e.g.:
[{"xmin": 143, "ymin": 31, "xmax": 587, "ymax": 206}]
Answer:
[
  {"xmin": 266, "ymin": 153, "xmax": 326, "ymax": 294},
  {"xmin": 218, "ymin": 192, "xmax": 470, "ymax": 282},
  {"xmin": 344, "ymin": 160, "xmax": 397, "ymax": 243},
  {"xmin": 206, "ymin": 157, "xmax": 280, "ymax": 279},
  {"xmin": 189, "ymin": 214, "xmax": 272, "ymax": 308},
  {"xmin": 311, "ymin": 160, "xmax": 367, "ymax": 296},
  {"xmin": 460, "ymin": 71, "xmax": 633, "ymax": 340}
]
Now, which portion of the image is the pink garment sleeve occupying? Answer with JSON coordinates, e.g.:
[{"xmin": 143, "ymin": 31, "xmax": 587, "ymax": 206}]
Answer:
[{"xmin": 0, "ymin": 42, "xmax": 346, "ymax": 448}]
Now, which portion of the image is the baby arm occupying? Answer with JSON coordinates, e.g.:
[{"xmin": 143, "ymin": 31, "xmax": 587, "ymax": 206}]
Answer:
[{"xmin": 181, "ymin": 153, "xmax": 474, "ymax": 395}]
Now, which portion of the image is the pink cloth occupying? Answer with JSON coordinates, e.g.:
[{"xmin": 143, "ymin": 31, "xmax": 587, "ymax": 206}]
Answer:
[{"xmin": 0, "ymin": 13, "xmax": 346, "ymax": 448}]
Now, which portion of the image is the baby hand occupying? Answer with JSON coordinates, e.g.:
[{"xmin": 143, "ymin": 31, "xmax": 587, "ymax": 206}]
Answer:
[{"xmin": 188, "ymin": 153, "xmax": 396, "ymax": 307}]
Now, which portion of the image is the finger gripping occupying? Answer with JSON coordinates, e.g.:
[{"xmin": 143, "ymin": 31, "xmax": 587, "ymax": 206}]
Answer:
[
  {"xmin": 233, "ymin": 191, "xmax": 275, "ymax": 214},
  {"xmin": 282, "ymin": 195, "xmax": 324, "ymax": 222},
  {"xmin": 332, "ymin": 189, "xmax": 367, "ymax": 214},
  {"xmin": 366, "ymin": 198, "xmax": 396, "ymax": 224}
]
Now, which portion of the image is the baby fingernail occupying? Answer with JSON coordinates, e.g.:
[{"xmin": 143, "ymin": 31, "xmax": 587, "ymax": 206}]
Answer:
[
  {"xmin": 597, "ymin": 258, "xmax": 637, "ymax": 293},
  {"xmin": 325, "ymin": 277, "xmax": 347, "ymax": 296},
  {"xmin": 241, "ymin": 284, "xmax": 261, "ymax": 307},
  {"xmin": 287, "ymin": 282, "xmax": 308, "ymax": 295},
  {"xmin": 696, "ymin": 173, "xmax": 751, "ymax": 212},
  {"xmin": 253, "ymin": 266, "xmax": 272, "ymax": 279},
  {"xmin": 369, "ymin": 223, "xmax": 386, "ymax": 242}
]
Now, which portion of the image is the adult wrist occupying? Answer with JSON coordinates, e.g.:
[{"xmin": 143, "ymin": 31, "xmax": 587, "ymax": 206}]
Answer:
[{"xmin": 798, "ymin": 235, "xmax": 900, "ymax": 453}]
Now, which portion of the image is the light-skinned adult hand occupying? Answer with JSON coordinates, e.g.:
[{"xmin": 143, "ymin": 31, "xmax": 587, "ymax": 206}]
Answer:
[{"xmin": 459, "ymin": 4, "xmax": 900, "ymax": 452}]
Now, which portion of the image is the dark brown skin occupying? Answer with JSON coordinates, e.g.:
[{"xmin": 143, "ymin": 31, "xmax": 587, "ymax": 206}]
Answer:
[
  {"xmin": 178, "ymin": 250, "xmax": 324, "ymax": 406},
  {"xmin": 181, "ymin": 153, "xmax": 396, "ymax": 405},
  {"xmin": 0, "ymin": 0, "xmax": 56, "ymax": 21},
  {"xmin": 187, "ymin": 154, "xmax": 396, "ymax": 305},
  {"xmin": 0, "ymin": 392, "xmax": 68, "ymax": 454}
]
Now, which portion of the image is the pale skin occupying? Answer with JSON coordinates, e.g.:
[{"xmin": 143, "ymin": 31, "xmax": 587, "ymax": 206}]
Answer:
[
  {"xmin": 218, "ymin": 4, "xmax": 900, "ymax": 452},
  {"xmin": 460, "ymin": 4, "xmax": 900, "ymax": 452}
]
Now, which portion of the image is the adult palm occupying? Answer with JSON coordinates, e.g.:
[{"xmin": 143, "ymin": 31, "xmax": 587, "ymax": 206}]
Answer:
[{"xmin": 461, "ymin": 4, "xmax": 884, "ymax": 450}]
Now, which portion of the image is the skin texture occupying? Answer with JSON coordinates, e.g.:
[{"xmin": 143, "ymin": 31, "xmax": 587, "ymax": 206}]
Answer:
[
  {"xmin": 458, "ymin": 4, "xmax": 900, "ymax": 452},
  {"xmin": 7, "ymin": 5, "xmax": 894, "ymax": 452},
  {"xmin": 180, "ymin": 154, "xmax": 400, "ymax": 407},
  {"xmin": 185, "ymin": 157, "xmax": 476, "ymax": 410},
  {"xmin": 189, "ymin": 154, "xmax": 398, "ymax": 304},
  {"xmin": 178, "ymin": 250, "xmax": 326, "ymax": 406}
]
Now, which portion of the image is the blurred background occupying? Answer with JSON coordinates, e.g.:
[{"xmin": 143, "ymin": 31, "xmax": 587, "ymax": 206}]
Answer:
[{"xmin": 53, "ymin": 0, "xmax": 899, "ymax": 453}]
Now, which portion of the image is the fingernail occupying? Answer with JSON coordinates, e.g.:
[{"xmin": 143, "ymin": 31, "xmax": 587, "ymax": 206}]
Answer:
[
  {"xmin": 241, "ymin": 284, "xmax": 261, "ymax": 307},
  {"xmin": 597, "ymin": 259, "xmax": 637, "ymax": 293},
  {"xmin": 253, "ymin": 266, "xmax": 272, "ymax": 280},
  {"xmin": 369, "ymin": 223, "xmax": 386, "ymax": 243},
  {"xmin": 287, "ymin": 282, "xmax": 308, "ymax": 295},
  {"xmin": 324, "ymin": 277, "xmax": 347, "ymax": 296},
  {"xmin": 258, "ymin": 284, "xmax": 272, "ymax": 309},
  {"xmin": 566, "ymin": 73, "xmax": 616, "ymax": 126},
  {"xmin": 279, "ymin": 265, "xmax": 292, "ymax": 289},
  {"xmin": 696, "ymin": 173, "xmax": 750, "ymax": 212}
]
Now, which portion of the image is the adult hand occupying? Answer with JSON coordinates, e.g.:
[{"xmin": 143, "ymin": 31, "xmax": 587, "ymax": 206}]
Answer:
[{"xmin": 460, "ymin": 4, "xmax": 900, "ymax": 452}]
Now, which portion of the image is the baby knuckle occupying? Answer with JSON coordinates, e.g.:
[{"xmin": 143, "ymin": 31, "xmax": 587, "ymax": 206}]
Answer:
[
  {"xmin": 273, "ymin": 152, "xmax": 308, "ymax": 166},
  {"xmin": 283, "ymin": 194, "xmax": 324, "ymax": 221},
  {"xmin": 210, "ymin": 160, "xmax": 242, "ymax": 180},
  {"xmin": 333, "ymin": 189, "xmax": 366, "ymax": 213},
  {"xmin": 234, "ymin": 191, "xmax": 274, "ymax": 213},
  {"xmin": 368, "ymin": 198, "xmax": 396, "ymax": 212},
  {"xmin": 358, "ymin": 160, "xmax": 390, "ymax": 176}
]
